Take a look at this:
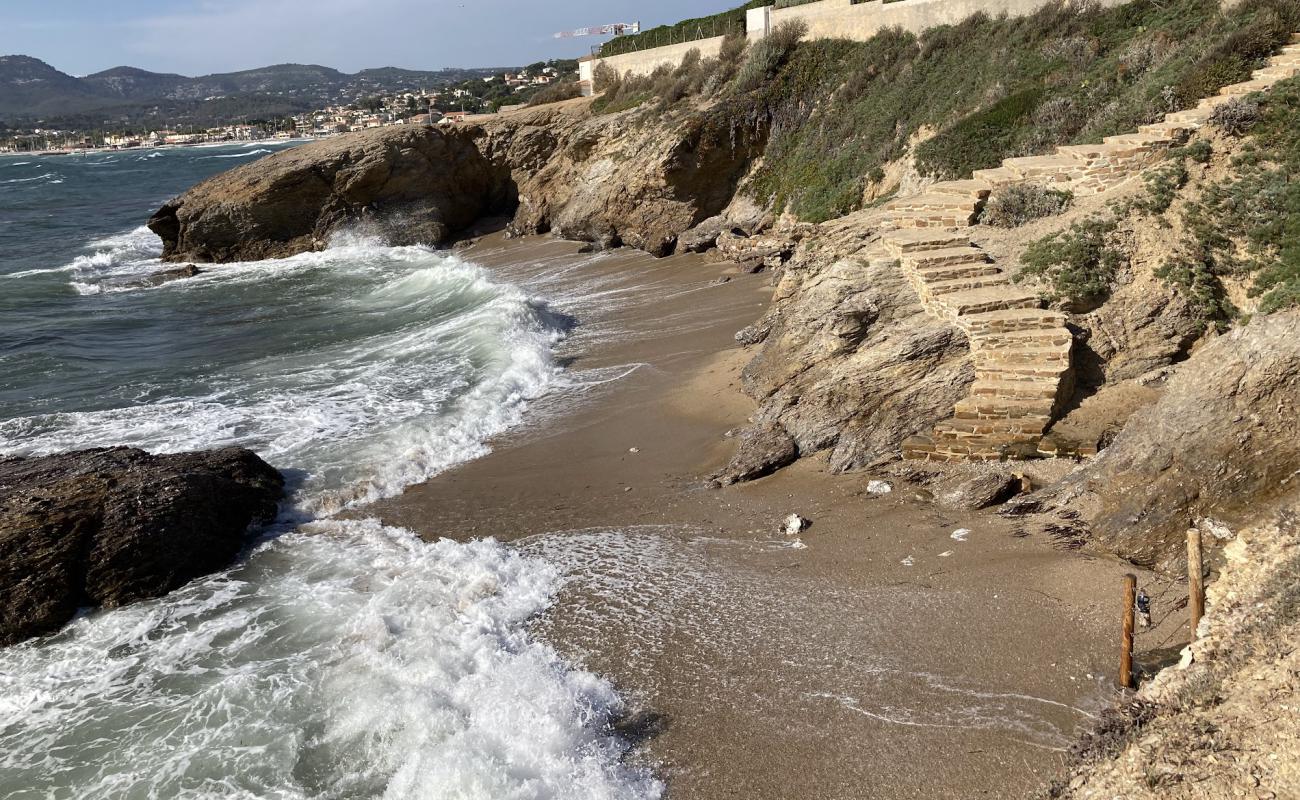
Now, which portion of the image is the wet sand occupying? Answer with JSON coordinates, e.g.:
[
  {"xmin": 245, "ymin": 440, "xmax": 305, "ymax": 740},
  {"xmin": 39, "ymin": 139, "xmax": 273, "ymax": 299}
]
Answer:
[{"xmin": 364, "ymin": 235, "xmax": 1176, "ymax": 799}]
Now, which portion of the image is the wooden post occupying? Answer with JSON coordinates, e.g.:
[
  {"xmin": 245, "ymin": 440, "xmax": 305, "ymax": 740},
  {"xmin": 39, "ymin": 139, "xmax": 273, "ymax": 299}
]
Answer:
[
  {"xmin": 1119, "ymin": 573, "xmax": 1136, "ymax": 689},
  {"xmin": 1188, "ymin": 528, "xmax": 1205, "ymax": 641}
]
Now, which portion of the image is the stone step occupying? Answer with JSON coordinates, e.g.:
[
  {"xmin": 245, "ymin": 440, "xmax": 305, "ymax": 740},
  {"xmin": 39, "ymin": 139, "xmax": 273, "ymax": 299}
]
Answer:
[
  {"xmin": 1138, "ymin": 121, "xmax": 1193, "ymax": 139},
  {"xmin": 923, "ymin": 274, "xmax": 1012, "ymax": 298},
  {"xmin": 1002, "ymin": 154, "xmax": 1081, "ymax": 181},
  {"xmin": 878, "ymin": 211, "xmax": 968, "ymax": 230},
  {"xmin": 970, "ymin": 378, "xmax": 1061, "ymax": 402},
  {"xmin": 915, "ymin": 263, "xmax": 1005, "ymax": 282},
  {"xmin": 887, "ymin": 193, "xmax": 981, "ymax": 213},
  {"xmin": 927, "ymin": 179, "xmax": 994, "ymax": 200},
  {"xmin": 901, "ymin": 434, "xmax": 1038, "ymax": 463},
  {"xmin": 881, "ymin": 229, "xmax": 971, "ymax": 255},
  {"xmin": 1165, "ymin": 107, "xmax": 1214, "ymax": 125},
  {"xmin": 971, "ymin": 166, "xmax": 1020, "ymax": 185},
  {"xmin": 973, "ymin": 343, "xmax": 1071, "ymax": 368},
  {"xmin": 971, "ymin": 326, "xmax": 1073, "ymax": 351},
  {"xmin": 1254, "ymin": 65, "xmax": 1298, "ymax": 80},
  {"xmin": 974, "ymin": 363, "xmax": 1070, "ymax": 384},
  {"xmin": 932, "ymin": 417, "xmax": 1049, "ymax": 442},
  {"xmin": 1219, "ymin": 79, "xmax": 1274, "ymax": 96},
  {"xmin": 958, "ymin": 307, "xmax": 1066, "ymax": 336},
  {"xmin": 903, "ymin": 246, "xmax": 990, "ymax": 269},
  {"xmin": 953, "ymin": 396, "xmax": 1054, "ymax": 421},
  {"xmin": 1103, "ymin": 132, "xmax": 1174, "ymax": 147},
  {"xmin": 935, "ymin": 287, "xmax": 1041, "ymax": 318},
  {"xmin": 1056, "ymin": 141, "xmax": 1157, "ymax": 161}
]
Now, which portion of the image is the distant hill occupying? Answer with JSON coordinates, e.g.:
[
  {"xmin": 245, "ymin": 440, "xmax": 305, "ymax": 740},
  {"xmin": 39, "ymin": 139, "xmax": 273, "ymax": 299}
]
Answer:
[{"xmin": 0, "ymin": 55, "xmax": 509, "ymax": 124}]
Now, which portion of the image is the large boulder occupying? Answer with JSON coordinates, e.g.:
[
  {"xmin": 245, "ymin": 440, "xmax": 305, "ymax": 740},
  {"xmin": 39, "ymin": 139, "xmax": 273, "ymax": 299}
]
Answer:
[
  {"xmin": 0, "ymin": 447, "xmax": 284, "ymax": 645},
  {"xmin": 1034, "ymin": 311, "xmax": 1300, "ymax": 570},
  {"xmin": 148, "ymin": 125, "xmax": 511, "ymax": 263}
]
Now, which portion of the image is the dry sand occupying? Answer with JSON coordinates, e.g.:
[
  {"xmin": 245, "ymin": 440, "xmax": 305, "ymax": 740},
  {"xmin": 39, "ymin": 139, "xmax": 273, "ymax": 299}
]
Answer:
[{"xmin": 361, "ymin": 234, "xmax": 1183, "ymax": 799}]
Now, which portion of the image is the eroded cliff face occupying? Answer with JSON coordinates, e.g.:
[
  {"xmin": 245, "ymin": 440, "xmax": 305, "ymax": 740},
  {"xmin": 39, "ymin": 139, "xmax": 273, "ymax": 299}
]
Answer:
[{"xmin": 150, "ymin": 99, "xmax": 766, "ymax": 263}]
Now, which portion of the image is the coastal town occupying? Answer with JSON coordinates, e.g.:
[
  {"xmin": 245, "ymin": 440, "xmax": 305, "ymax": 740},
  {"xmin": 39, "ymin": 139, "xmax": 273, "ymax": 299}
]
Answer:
[{"xmin": 0, "ymin": 60, "xmax": 577, "ymax": 154}]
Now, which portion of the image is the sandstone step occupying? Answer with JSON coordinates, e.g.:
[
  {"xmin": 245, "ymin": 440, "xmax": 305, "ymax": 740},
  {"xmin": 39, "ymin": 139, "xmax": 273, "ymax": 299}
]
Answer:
[
  {"xmin": 971, "ymin": 326, "xmax": 1073, "ymax": 351},
  {"xmin": 887, "ymin": 193, "xmax": 982, "ymax": 213},
  {"xmin": 923, "ymin": 274, "xmax": 1012, "ymax": 298},
  {"xmin": 958, "ymin": 307, "xmax": 1066, "ymax": 336},
  {"xmin": 915, "ymin": 263, "xmax": 1005, "ymax": 282},
  {"xmin": 970, "ymin": 378, "xmax": 1060, "ymax": 402},
  {"xmin": 1002, "ymin": 154, "xmax": 1081, "ymax": 181},
  {"xmin": 974, "ymin": 363, "xmax": 1070, "ymax": 384},
  {"xmin": 935, "ymin": 287, "xmax": 1041, "ymax": 318},
  {"xmin": 971, "ymin": 166, "xmax": 1020, "ymax": 185},
  {"xmin": 901, "ymin": 434, "xmax": 1038, "ymax": 463},
  {"xmin": 953, "ymin": 396, "xmax": 1054, "ymax": 421},
  {"xmin": 1165, "ymin": 107, "xmax": 1214, "ymax": 125},
  {"xmin": 1138, "ymin": 121, "xmax": 1193, "ymax": 139},
  {"xmin": 881, "ymin": 229, "xmax": 971, "ymax": 255},
  {"xmin": 927, "ymin": 179, "xmax": 994, "ymax": 200},
  {"xmin": 1253, "ymin": 65, "xmax": 1298, "ymax": 80},
  {"xmin": 1103, "ymin": 132, "xmax": 1174, "ymax": 147},
  {"xmin": 932, "ymin": 417, "xmax": 1049, "ymax": 442},
  {"xmin": 879, "ymin": 211, "xmax": 967, "ymax": 230},
  {"xmin": 973, "ymin": 343, "xmax": 1071, "ymax": 368},
  {"xmin": 1056, "ymin": 141, "xmax": 1157, "ymax": 161},
  {"xmin": 903, "ymin": 246, "xmax": 990, "ymax": 269},
  {"xmin": 1219, "ymin": 79, "xmax": 1274, "ymax": 96}
]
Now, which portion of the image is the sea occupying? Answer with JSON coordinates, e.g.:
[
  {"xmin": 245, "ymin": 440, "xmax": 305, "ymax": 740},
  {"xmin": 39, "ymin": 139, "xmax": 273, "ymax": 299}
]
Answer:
[{"xmin": 0, "ymin": 144, "xmax": 663, "ymax": 799}]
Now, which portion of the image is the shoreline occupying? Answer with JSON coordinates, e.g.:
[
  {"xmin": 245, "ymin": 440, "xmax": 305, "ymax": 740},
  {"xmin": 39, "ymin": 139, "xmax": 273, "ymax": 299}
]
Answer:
[{"xmin": 361, "ymin": 234, "xmax": 1180, "ymax": 799}]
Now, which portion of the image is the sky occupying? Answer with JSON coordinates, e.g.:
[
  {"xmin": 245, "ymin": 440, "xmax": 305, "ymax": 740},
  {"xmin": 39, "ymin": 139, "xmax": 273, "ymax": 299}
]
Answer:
[{"xmin": 0, "ymin": 0, "xmax": 744, "ymax": 76}]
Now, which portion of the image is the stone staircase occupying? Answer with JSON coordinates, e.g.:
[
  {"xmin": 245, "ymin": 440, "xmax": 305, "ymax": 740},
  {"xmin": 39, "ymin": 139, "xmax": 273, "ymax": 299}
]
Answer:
[{"xmin": 882, "ymin": 35, "xmax": 1300, "ymax": 462}]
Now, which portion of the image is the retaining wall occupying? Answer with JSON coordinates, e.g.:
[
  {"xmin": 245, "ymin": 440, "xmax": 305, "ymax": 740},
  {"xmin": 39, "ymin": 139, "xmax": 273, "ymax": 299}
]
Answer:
[{"xmin": 594, "ymin": 36, "xmax": 727, "ymax": 79}]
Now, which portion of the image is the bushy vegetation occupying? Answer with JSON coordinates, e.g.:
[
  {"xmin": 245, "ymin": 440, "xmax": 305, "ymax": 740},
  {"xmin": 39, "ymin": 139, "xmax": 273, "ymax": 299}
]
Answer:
[
  {"xmin": 1210, "ymin": 96, "xmax": 1263, "ymax": 135},
  {"xmin": 1016, "ymin": 216, "xmax": 1126, "ymax": 307},
  {"xmin": 1168, "ymin": 76, "xmax": 1300, "ymax": 318},
  {"xmin": 591, "ymin": 33, "xmax": 749, "ymax": 115},
  {"xmin": 722, "ymin": 0, "xmax": 1298, "ymax": 221},
  {"xmin": 1129, "ymin": 160, "xmax": 1189, "ymax": 217},
  {"xmin": 527, "ymin": 80, "xmax": 583, "ymax": 107},
  {"xmin": 981, "ymin": 184, "xmax": 1073, "ymax": 228}
]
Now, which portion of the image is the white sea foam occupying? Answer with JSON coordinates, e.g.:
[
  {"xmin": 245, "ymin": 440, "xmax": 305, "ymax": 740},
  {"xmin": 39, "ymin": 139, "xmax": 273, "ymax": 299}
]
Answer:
[
  {"xmin": 198, "ymin": 148, "xmax": 274, "ymax": 159},
  {"xmin": 4, "ymin": 233, "xmax": 567, "ymax": 516},
  {"xmin": 0, "ymin": 519, "xmax": 663, "ymax": 800}
]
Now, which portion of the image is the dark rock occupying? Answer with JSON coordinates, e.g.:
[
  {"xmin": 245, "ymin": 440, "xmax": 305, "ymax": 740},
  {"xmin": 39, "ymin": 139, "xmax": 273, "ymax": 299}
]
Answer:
[
  {"xmin": 936, "ymin": 471, "xmax": 1021, "ymax": 510},
  {"xmin": 0, "ymin": 446, "xmax": 284, "ymax": 646},
  {"xmin": 678, "ymin": 216, "xmax": 725, "ymax": 253},
  {"xmin": 122, "ymin": 263, "xmax": 202, "ymax": 289},
  {"xmin": 148, "ymin": 125, "xmax": 512, "ymax": 263},
  {"xmin": 710, "ymin": 422, "xmax": 799, "ymax": 486},
  {"xmin": 735, "ymin": 321, "xmax": 771, "ymax": 347}
]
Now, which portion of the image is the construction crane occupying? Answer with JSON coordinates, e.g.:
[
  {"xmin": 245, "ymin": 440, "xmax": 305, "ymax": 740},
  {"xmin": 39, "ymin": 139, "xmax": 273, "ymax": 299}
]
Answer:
[{"xmin": 553, "ymin": 22, "xmax": 640, "ymax": 39}]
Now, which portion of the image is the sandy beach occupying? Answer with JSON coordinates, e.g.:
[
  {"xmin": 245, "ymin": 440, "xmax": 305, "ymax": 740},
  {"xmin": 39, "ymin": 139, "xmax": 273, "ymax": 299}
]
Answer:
[{"xmin": 362, "ymin": 234, "xmax": 1180, "ymax": 799}]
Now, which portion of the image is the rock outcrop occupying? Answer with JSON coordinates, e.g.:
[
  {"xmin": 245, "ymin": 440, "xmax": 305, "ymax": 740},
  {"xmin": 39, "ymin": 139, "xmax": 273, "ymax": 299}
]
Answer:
[
  {"xmin": 150, "ymin": 101, "xmax": 768, "ymax": 263},
  {"xmin": 1023, "ymin": 311, "xmax": 1300, "ymax": 571},
  {"xmin": 0, "ymin": 446, "xmax": 284, "ymax": 646},
  {"xmin": 148, "ymin": 125, "xmax": 512, "ymax": 263}
]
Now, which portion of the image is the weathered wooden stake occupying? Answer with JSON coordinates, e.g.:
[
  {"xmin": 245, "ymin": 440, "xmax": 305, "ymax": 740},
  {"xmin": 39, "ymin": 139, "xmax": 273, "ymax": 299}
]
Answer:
[
  {"xmin": 1119, "ymin": 573, "xmax": 1136, "ymax": 689},
  {"xmin": 1188, "ymin": 528, "xmax": 1205, "ymax": 641}
]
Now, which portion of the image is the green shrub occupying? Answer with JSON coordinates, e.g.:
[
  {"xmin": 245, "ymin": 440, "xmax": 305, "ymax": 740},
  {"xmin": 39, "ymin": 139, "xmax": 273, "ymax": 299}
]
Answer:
[
  {"xmin": 980, "ymin": 184, "xmax": 1073, "ymax": 228},
  {"xmin": 527, "ymin": 81, "xmax": 582, "ymax": 107},
  {"xmin": 1165, "ymin": 76, "xmax": 1300, "ymax": 317},
  {"xmin": 734, "ymin": 20, "xmax": 808, "ymax": 94},
  {"xmin": 1016, "ymin": 216, "xmax": 1126, "ymax": 306},
  {"xmin": 1130, "ymin": 160, "xmax": 1189, "ymax": 216}
]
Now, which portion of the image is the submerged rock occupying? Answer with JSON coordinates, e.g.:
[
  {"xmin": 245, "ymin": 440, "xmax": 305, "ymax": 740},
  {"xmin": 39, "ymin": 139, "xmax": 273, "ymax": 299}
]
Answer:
[
  {"xmin": 122, "ymin": 264, "xmax": 203, "ymax": 289},
  {"xmin": 0, "ymin": 446, "xmax": 284, "ymax": 646}
]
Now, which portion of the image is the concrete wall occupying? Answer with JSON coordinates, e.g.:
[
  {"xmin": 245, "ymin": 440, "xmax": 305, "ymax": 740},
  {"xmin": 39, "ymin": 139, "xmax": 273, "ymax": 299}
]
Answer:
[
  {"xmin": 592, "ymin": 0, "xmax": 1129, "ymax": 78},
  {"xmin": 769, "ymin": 0, "xmax": 1123, "ymax": 42},
  {"xmin": 594, "ymin": 36, "xmax": 726, "ymax": 80}
]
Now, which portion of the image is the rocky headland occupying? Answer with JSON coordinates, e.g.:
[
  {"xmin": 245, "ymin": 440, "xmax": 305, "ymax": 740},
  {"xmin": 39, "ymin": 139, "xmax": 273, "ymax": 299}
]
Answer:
[{"xmin": 0, "ymin": 447, "xmax": 283, "ymax": 645}]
